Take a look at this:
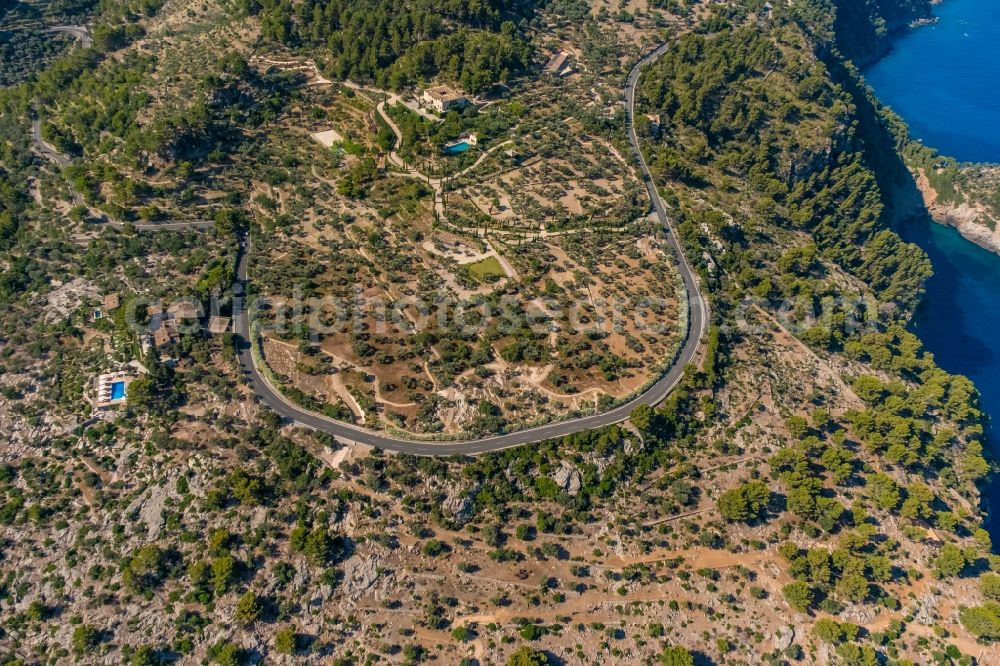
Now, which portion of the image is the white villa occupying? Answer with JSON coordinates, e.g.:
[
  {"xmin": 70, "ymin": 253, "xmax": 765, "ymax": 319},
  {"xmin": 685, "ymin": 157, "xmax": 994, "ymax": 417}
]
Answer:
[{"xmin": 423, "ymin": 85, "xmax": 469, "ymax": 113}]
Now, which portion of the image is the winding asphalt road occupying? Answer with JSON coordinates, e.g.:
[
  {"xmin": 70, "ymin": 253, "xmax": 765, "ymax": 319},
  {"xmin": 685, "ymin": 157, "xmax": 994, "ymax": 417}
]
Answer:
[
  {"xmin": 46, "ymin": 25, "xmax": 92, "ymax": 48},
  {"xmin": 232, "ymin": 42, "xmax": 708, "ymax": 455},
  {"xmin": 31, "ymin": 116, "xmax": 71, "ymax": 169}
]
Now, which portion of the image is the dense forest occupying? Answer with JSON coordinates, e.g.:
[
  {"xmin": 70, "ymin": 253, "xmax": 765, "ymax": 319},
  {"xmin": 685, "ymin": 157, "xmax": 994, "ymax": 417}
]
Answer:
[
  {"xmin": 254, "ymin": 0, "xmax": 535, "ymax": 92},
  {"xmin": 633, "ymin": 2, "xmax": 995, "ymax": 653},
  {"xmin": 639, "ymin": 21, "xmax": 932, "ymax": 310},
  {"xmin": 830, "ymin": 0, "xmax": 932, "ymax": 65},
  {"xmin": 0, "ymin": 0, "xmax": 96, "ymax": 85}
]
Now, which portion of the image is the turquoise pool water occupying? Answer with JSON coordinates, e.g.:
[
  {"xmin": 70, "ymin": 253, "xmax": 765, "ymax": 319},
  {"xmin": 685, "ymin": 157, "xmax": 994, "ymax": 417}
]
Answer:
[
  {"xmin": 110, "ymin": 381, "xmax": 126, "ymax": 401},
  {"xmin": 443, "ymin": 141, "xmax": 471, "ymax": 155}
]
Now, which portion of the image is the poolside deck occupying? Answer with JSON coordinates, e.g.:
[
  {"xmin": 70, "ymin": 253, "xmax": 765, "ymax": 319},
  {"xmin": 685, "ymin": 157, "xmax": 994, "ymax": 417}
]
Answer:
[{"xmin": 95, "ymin": 371, "xmax": 133, "ymax": 409}]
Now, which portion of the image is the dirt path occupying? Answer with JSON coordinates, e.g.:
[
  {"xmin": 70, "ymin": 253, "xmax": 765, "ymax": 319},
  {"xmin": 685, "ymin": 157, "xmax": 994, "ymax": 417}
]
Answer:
[
  {"xmin": 255, "ymin": 56, "xmax": 330, "ymax": 85},
  {"xmin": 80, "ymin": 456, "xmax": 114, "ymax": 485},
  {"xmin": 750, "ymin": 305, "xmax": 863, "ymax": 409},
  {"xmin": 74, "ymin": 477, "xmax": 97, "ymax": 508},
  {"xmin": 31, "ymin": 112, "xmax": 214, "ymax": 230},
  {"xmin": 363, "ymin": 89, "xmax": 515, "ymax": 238},
  {"xmin": 642, "ymin": 507, "xmax": 712, "ymax": 527},
  {"xmin": 602, "ymin": 545, "xmax": 776, "ymax": 570},
  {"xmin": 310, "ymin": 164, "xmax": 339, "ymax": 189}
]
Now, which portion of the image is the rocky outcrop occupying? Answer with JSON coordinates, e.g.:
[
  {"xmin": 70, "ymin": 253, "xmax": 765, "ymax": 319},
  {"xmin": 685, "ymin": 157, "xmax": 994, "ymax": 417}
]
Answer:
[
  {"xmin": 938, "ymin": 208, "xmax": 1000, "ymax": 254},
  {"xmin": 340, "ymin": 553, "xmax": 384, "ymax": 598},
  {"xmin": 552, "ymin": 461, "xmax": 582, "ymax": 495},
  {"xmin": 915, "ymin": 167, "xmax": 1000, "ymax": 255},
  {"xmin": 122, "ymin": 478, "xmax": 177, "ymax": 541},
  {"xmin": 911, "ymin": 592, "xmax": 939, "ymax": 625},
  {"xmin": 774, "ymin": 626, "xmax": 796, "ymax": 651},
  {"xmin": 779, "ymin": 119, "xmax": 853, "ymax": 187},
  {"xmin": 443, "ymin": 482, "xmax": 479, "ymax": 524}
]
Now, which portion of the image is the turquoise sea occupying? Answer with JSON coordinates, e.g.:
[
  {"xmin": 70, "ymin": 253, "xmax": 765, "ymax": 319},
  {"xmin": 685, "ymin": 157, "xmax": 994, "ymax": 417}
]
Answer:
[
  {"xmin": 863, "ymin": 0, "xmax": 1000, "ymax": 525},
  {"xmin": 863, "ymin": 0, "xmax": 1000, "ymax": 164},
  {"xmin": 898, "ymin": 216, "xmax": 1000, "ymax": 530},
  {"xmin": 900, "ymin": 215, "xmax": 1000, "ymax": 431}
]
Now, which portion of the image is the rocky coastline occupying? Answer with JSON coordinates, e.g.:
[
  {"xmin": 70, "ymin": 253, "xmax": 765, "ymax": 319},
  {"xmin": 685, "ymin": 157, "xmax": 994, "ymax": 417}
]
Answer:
[
  {"xmin": 913, "ymin": 166, "xmax": 1000, "ymax": 255},
  {"xmin": 863, "ymin": 0, "xmax": 1000, "ymax": 257}
]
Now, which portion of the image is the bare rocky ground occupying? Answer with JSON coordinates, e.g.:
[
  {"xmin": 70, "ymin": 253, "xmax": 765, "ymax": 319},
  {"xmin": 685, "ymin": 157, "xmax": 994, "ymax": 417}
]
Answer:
[
  {"xmin": 1, "ymin": 1, "xmax": 998, "ymax": 665},
  {"xmin": 915, "ymin": 165, "xmax": 1000, "ymax": 254},
  {"xmin": 0, "ymin": 293, "xmax": 995, "ymax": 665}
]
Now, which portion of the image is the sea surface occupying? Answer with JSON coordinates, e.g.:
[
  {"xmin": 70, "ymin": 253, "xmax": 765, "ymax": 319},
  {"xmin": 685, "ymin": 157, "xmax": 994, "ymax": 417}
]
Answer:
[
  {"xmin": 899, "ymin": 216, "xmax": 1000, "ymax": 533},
  {"xmin": 863, "ymin": 0, "xmax": 1000, "ymax": 525},
  {"xmin": 900, "ymin": 216, "xmax": 1000, "ymax": 435},
  {"xmin": 863, "ymin": 0, "xmax": 1000, "ymax": 164}
]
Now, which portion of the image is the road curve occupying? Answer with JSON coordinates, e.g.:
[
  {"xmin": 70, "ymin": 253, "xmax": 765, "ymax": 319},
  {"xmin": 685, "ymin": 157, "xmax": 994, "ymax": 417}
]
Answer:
[
  {"xmin": 46, "ymin": 25, "xmax": 93, "ymax": 48},
  {"xmin": 234, "ymin": 42, "xmax": 708, "ymax": 455},
  {"xmin": 31, "ymin": 116, "xmax": 71, "ymax": 169}
]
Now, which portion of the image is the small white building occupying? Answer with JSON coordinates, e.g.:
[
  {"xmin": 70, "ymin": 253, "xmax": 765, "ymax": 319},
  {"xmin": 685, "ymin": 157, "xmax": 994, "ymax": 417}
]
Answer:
[
  {"xmin": 545, "ymin": 51, "xmax": 568, "ymax": 74},
  {"xmin": 423, "ymin": 85, "xmax": 469, "ymax": 113}
]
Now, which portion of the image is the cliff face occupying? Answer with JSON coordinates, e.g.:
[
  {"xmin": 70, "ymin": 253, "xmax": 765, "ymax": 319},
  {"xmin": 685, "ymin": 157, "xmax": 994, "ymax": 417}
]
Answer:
[
  {"xmin": 914, "ymin": 165, "xmax": 1000, "ymax": 253},
  {"xmin": 799, "ymin": 0, "xmax": 936, "ymax": 225},
  {"xmin": 832, "ymin": 0, "xmax": 1000, "ymax": 256},
  {"xmin": 833, "ymin": 0, "xmax": 933, "ymax": 66},
  {"xmin": 794, "ymin": 29, "xmax": 920, "ymax": 226}
]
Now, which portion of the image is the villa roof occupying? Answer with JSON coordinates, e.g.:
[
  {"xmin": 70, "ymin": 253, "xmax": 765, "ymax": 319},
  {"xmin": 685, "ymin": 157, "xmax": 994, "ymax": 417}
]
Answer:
[
  {"xmin": 168, "ymin": 301, "xmax": 201, "ymax": 319},
  {"xmin": 104, "ymin": 293, "xmax": 120, "ymax": 310},
  {"xmin": 152, "ymin": 328, "xmax": 168, "ymax": 347},
  {"xmin": 425, "ymin": 85, "xmax": 465, "ymax": 102},
  {"xmin": 545, "ymin": 51, "xmax": 570, "ymax": 73},
  {"xmin": 153, "ymin": 319, "xmax": 179, "ymax": 347}
]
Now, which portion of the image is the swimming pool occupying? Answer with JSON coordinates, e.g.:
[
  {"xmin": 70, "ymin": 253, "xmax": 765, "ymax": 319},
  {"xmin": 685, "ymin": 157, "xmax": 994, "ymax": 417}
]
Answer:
[
  {"xmin": 442, "ymin": 140, "xmax": 471, "ymax": 155},
  {"xmin": 110, "ymin": 381, "xmax": 126, "ymax": 401}
]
